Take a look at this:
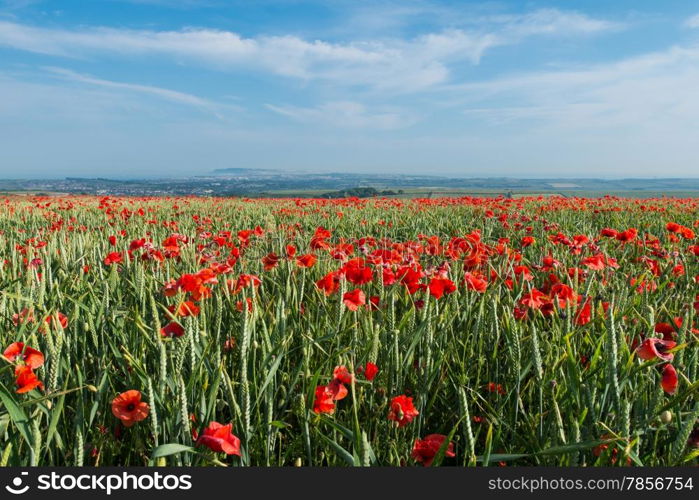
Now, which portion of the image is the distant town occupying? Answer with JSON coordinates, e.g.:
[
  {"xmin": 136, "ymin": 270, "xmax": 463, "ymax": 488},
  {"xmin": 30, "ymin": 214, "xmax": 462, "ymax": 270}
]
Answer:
[{"xmin": 2, "ymin": 169, "xmax": 699, "ymax": 198}]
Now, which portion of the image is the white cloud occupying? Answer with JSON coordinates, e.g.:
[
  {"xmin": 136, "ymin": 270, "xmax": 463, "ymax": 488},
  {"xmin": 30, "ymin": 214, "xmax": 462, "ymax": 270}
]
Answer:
[
  {"xmin": 685, "ymin": 13, "xmax": 699, "ymax": 28},
  {"xmin": 0, "ymin": 9, "xmax": 618, "ymax": 92},
  {"xmin": 498, "ymin": 8, "xmax": 621, "ymax": 37},
  {"xmin": 266, "ymin": 101, "xmax": 417, "ymax": 129},
  {"xmin": 44, "ymin": 67, "xmax": 225, "ymax": 113}
]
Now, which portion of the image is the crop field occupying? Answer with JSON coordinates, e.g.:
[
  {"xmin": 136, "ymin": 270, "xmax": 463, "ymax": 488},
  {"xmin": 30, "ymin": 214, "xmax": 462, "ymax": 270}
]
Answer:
[{"xmin": 0, "ymin": 195, "xmax": 698, "ymax": 467}]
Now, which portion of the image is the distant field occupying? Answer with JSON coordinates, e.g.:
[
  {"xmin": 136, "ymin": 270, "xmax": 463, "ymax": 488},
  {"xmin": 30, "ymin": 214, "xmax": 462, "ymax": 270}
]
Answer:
[
  {"xmin": 260, "ymin": 187, "xmax": 699, "ymax": 199},
  {"xmin": 4, "ymin": 187, "xmax": 699, "ymax": 199}
]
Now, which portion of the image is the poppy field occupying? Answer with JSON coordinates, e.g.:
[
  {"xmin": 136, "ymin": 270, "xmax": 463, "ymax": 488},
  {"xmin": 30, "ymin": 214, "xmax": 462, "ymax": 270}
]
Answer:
[{"xmin": 1, "ymin": 194, "xmax": 698, "ymax": 467}]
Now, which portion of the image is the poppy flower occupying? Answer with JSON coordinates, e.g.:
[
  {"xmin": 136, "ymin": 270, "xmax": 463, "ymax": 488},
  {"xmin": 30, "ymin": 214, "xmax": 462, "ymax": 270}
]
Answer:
[
  {"xmin": 326, "ymin": 379, "xmax": 348, "ymax": 401},
  {"xmin": 168, "ymin": 301, "xmax": 200, "ymax": 317},
  {"xmin": 3, "ymin": 342, "xmax": 44, "ymax": 369},
  {"xmin": 520, "ymin": 236, "xmax": 535, "ymax": 247},
  {"xmin": 43, "ymin": 312, "xmax": 69, "ymax": 331},
  {"xmin": 487, "ymin": 382, "xmax": 506, "ymax": 395},
  {"xmin": 360, "ymin": 362, "xmax": 379, "ymax": 381},
  {"xmin": 428, "ymin": 277, "xmax": 456, "ymax": 299},
  {"xmin": 636, "ymin": 338, "xmax": 676, "ymax": 362},
  {"xmin": 14, "ymin": 365, "xmax": 43, "ymax": 394},
  {"xmin": 388, "ymin": 395, "xmax": 419, "ymax": 427},
  {"xmin": 296, "ymin": 254, "xmax": 317, "ymax": 268},
  {"xmin": 666, "ymin": 222, "xmax": 682, "ymax": 233},
  {"xmin": 196, "ymin": 422, "xmax": 241, "ymax": 456},
  {"xmin": 313, "ymin": 385, "xmax": 336, "ymax": 414},
  {"xmin": 316, "ymin": 272, "xmax": 341, "ymax": 296},
  {"xmin": 343, "ymin": 289, "xmax": 366, "ymax": 311},
  {"xmin": 343, "ymin": 259, "xmax": 373, "ymax": 285},
  {"xmin": 103, "ymin": 251, "xmax": 123, "ymax": 266},
  {"xmin": 236, "ymin": 297, "xmax": 254, "ymax": 312},
  {"xmin": 654, "ymin": 318, "xmax": 682, "ymax": 341},
  {"xmin": 160, "ymin": 322, "xmax": 185, "ymax": 338},
  {"xmin": 661, "ymin": 364, "xmax": 678, "ymax": 395},
  {"xmin": 111, "ymin": 390, "xmax": 150, "ymax": 427},
  {"xmin": 228, "ymin": 274, "xmax": 261, "ymax": 294},
  {"xmin": 412, "ymin": 434, "xmax": 455, "ymax": 467},
  {"xmin": 615, "ymin": 228, "xmax": 638, "ymax": 243},
  {"xmin": 333, "ymin": 365, "xmax": 354, "ymax": 385},
  {"xmin": 513, "ymin": 306, "xmax": 528, "ymax": 321},
  {"xmin": 574, "ymin": 299, "xmax": 592, "ymax": 326},
  {"xmin": 11, "ymin": 307, "xmax": 34, "ymax": 326},
  {"xmin": 519, "ymin": 289, "xmax": 548, "ymax": 309},
  {"xmin": 261, "ymin": 253, "xmax": 280, "ymax": 271},
  {"xmin": 464, "ymin": 272, "xmax": 487, "ymax": 293}
]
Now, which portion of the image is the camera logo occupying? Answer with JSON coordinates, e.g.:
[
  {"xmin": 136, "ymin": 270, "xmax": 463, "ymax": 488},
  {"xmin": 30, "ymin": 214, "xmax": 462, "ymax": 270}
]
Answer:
[{"xmin": 5, "ymin": 471, "xmax": 30, "ymax": 495}]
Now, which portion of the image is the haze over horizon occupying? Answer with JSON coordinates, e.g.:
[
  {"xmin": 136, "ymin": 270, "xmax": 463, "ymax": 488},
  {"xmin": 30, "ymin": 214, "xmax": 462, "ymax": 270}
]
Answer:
[{"xmin": 2, "ymin": 0, "xmax": 699, "ymax": 179}]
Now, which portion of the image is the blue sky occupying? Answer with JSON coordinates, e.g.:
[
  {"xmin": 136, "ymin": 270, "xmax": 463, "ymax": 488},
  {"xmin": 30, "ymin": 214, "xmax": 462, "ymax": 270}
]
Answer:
[{"xmin": 1, "ymin": 0, "xmax": 699, "ymax": 179}]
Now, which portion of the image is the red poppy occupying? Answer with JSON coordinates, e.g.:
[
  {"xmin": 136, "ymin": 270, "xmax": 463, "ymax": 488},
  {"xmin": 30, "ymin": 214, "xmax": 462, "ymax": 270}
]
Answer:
[
  {"xmin": 412, "ymin": 434, "xmax": 455, "ymax": 466},
  {"xmin": 326, "ymin": 379, "xmax": 348, "ymax": 401},
  {"xmin": 103, "ymin": 251, "xmax": 123, "ymax": 266},
  {"xmin": 296, "ymin": 254, "xmax": 317, "ymax": 268},
  {"xmin": 313, "ymin": 385, "xmax": 336, "ymax": 414},
  {"xmin": 615, "ymin": 228, "xmax": 637, "ymax": 243},
  {"xmin": 487, "ymin": 382, "xmax": 506, "ymax": 395},
  {"xmin": 111, "ymin": 390, "xmax": 150, "ymax": 427},
  {"xmin": 44, "ymin": 312, "xmax": 69, "ymax": 331},
  {"xmin": 228, "ymin": 274, "xmax": 261, "ymax": 294},
  {"xmin": 654, "ymin": 318, "xmax": 682, "ymax": 341},
  {"xmin": 262, "ymin": 253, "xmax": 280, "ymax": 271},
  {"xmin": 168, "ymin": 301, "xmax": 200, "ymax": 317},
  {"xmin": 343, "ymin": 289, "xmax": 366, "ymax": 311},
  {"xmin": 661, "ymin": 364, "xmax": 678, "ymax": 394},
  {"xmin": 636, "ymin": 338, "xmax": 676, "ymax": 362},
  {"xmin": 343, "ymin": 259, "xmax": 373, "ymax": 285},
  {"xmin": 574, "ymin": 299, "xmax": 592, "ymax": 326},
  {"xmin": 316, "ymin": 271, "xmax": 341, "ymax": 296},
  {"xmin": 388, "ymin": 395, "xmax": 419, "ymax": 427},
  {"xmin": 428, "ymin": 277, "xmax": 456, "ymax": 299},
  {"xmin": 519, "ymin": 289, "xmax": 548, "ymax": 309},
  {"xmin": 160, "ymin": 322, "xmax": 185, "ymax": 338},
  {"xmin": 520, "ymin": 236, "xmax": 535, "ymax": 247},
  {"xmin": 11, "ymin": 307, "xmax": 34, "ymax": 326},
  {"xmin": 333, "ymin": 365, "xmax": 354, "ymax": 385},
  {"xmin": 14, "ymin": 365, "xmax": 43, "ymax": 393},
  {"xmin": 236, "ymin": 297, "xmax": 253, "ymax": 312},
  {"xmin": 3, "ymin": 342, "xmax": 45, "ymax": 369},
  {"xmin": 464, "ymin": 272, "xmax": 487, "ymax": 293},
  {"xmin": 513, "ymin": 306, "xmax": 528, "ymax": 321},
  {"xmin": 361, "ymin": 362, "xmax": 379, "ymax": 381},
  {"xmin": 196, "ymin": 422, "xmax": 241, "ymax": 456}
]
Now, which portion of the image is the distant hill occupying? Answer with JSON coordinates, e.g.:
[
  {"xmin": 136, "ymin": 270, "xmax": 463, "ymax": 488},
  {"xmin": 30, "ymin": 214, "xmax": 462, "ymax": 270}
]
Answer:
[{"xmin": 211, "ymin": 168, "xmax": 280, "ymax": 174}]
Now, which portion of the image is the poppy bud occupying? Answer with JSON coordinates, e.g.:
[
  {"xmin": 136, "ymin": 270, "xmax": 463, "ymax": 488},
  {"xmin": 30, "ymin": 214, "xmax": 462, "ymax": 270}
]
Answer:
[
  {"xmin": 660, "ymin": 410, "xmax": 672, "ymax": 424},
  {"xmin": 294, "ymin": 458, "xmax": 302, "ymax": 467}
]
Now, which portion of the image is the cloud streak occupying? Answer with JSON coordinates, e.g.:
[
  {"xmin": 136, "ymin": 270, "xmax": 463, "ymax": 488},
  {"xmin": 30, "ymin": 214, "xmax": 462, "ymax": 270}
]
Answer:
[{"xmin": 43, "ymin": 67, "xmax": 227, "ymax": 116}]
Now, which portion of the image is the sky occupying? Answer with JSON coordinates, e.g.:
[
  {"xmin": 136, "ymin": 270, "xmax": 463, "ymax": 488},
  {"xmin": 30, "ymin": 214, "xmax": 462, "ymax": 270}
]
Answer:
[{"xmin": 1, "ymin": 0, "xmax": 699, "ymax": 179}]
